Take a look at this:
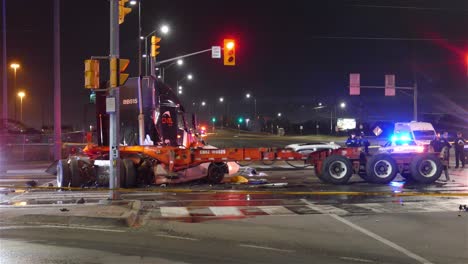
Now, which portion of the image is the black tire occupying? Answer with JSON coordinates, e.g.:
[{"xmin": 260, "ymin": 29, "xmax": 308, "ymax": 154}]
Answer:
[
  {"xmin": 365, "ymin": 154, "xmax": 398, "ymax": 184},
  {"xmin": 207, "ymin": 162, "xmax": 227, "ymax": 184},
  {"xmin": 122, "ymin": 159, "xmax": 137, "ymax": 187},
  {"xmin": 56, "ymin": 159, "xmax": 71, "ymax": 188},
  {"xmin": 321, "ymin": 155, "xmax": 353, "ymax": 184},
  {"xmin": 70, "ymin": 159, "xmax": 83, "ymax": 187},
  {"xmin": 410, "ymin": 154, "xmax": 442, "ymax": 184}
]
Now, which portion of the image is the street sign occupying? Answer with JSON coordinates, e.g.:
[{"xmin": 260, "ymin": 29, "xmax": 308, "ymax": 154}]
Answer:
[
  {"xmin": 106, "ymin": 97, "xmax": 116, "ymax": 113},
  {"xmin": 212, "ymin": 46, "xmax": 221, "ymax": 59},
  {"xmin": 385, "ymin": 74, "xmax": 396, "ymax": 96},
  {"xmin": 349, "ymin": 73, "xmax": 360, "ymax": 95}
]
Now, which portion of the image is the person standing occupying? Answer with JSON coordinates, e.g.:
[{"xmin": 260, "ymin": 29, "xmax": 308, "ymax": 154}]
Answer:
[
  {"xmin": 454, "ymin": 132, "xmax": 466, "ymax": 168},
  {"xmin": 346, "ymin": 132, "xmax": 360, "ymax": 147}
]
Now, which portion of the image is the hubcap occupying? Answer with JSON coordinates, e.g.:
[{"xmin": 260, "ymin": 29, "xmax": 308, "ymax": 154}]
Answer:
[
  {"xmin": 373, "ymin": 160, "xmax": 392, "ymax": 178},
  {"xmin": 419, "ymin": 160, "xmax": 437, "ymax": 178},
  {"xmin": 328, "ymin": 161, "xmax": 347, "ymax": 179}
]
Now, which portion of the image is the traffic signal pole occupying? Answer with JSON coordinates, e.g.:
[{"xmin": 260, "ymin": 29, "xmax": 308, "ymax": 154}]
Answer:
[{"xmin": 109, "ymin": 0, "xmax": 121, "ymax": 200}]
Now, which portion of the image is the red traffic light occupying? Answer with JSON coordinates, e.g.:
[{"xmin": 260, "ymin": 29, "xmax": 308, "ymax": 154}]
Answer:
[
  {"xmin": 223, "ymin": 39, "xmax": 236, "ymax": 66},
  {"xmin": 226, "ymin": 41, "xmax": 235, "ymax": 50}
]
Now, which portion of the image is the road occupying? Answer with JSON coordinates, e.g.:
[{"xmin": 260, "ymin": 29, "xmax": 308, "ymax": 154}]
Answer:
[{"xmin": 0, "ymin": 131, "xmax": 467, "ymax": 263}]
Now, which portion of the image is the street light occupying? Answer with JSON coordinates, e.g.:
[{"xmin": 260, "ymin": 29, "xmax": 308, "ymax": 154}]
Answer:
[
  {"xmin": 340, "ymin": 102, "xmax": 346, "ymax": 109},
  {"xmin": 10, "ymin": 63, "xmax": 20, "ymax": 120},
  {"xmin": 177, "ymin": 59, "xmax": 183, "ymax": 66},
  {"xmin": 160, "ymin": 24, "xmax": 170, "ymax": 34},
  {"xmin": 277, "ymin": 112, "xmax": 282, "ymax": 117},
  {"xmin": 176, "ymin": 73, "xmax": 193, "ymax": 92},
  {"xmin": 245, "ymin": 93, "xmax": 257, "ymax": 119},
  {"xmin": 17, "ymin": 91, "xmax": 25, "ymax": 123},
  {"xmin": 159, "ymin": 59, "xmax": 183, "ymax": 82},
  {"xmin": 201, "ymin": 101, "xmax": 206, "ymax": 106},
  {"xmin": 129, "ymin": 0, "xmax": 137, "ymax": 5},
  {"xmin": 219, "ymin": 97, "xmax": 224, "ymax": 103}
]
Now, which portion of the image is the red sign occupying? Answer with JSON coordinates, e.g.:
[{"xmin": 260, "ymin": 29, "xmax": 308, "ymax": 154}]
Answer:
[
  {"xmin": 349, "ymin": 73, "xmax": 360, "ymax": 95},
  {"xmin": 385, "ymin": 74, "xmax": 395, "ymax": 96}
]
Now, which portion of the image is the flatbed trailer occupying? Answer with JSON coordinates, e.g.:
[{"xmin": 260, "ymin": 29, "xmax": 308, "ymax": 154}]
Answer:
[{"xmin": 55, "ymin": 144, "xmax": 445, "ymax": 188}]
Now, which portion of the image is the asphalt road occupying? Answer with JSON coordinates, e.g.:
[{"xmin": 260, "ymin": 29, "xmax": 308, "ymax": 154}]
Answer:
[{"xmin": 1, "ymin": 210, "xmax": 467, "ymax": 264}]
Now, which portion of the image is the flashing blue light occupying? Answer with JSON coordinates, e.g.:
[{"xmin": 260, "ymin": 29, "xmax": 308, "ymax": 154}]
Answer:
[
  {"xmin": 390, "ymin": 133, "xmax": 412, "ymax": 143},
  {"xmin": 389, "ymin": 181, "xmax": 404, "ymax": 187}
]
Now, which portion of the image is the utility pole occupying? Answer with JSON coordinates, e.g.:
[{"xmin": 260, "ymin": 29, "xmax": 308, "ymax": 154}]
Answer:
[
  {"xmin": 2, "ymin": 0, "xmax": 7, "ymax": 129},
  {"xmin": 109, "ymin": 0, "xmax": 120, "ymax": 200},
  {"xmin": 53, "ymin": 0, "xmax": 62, "ymax": 161}
]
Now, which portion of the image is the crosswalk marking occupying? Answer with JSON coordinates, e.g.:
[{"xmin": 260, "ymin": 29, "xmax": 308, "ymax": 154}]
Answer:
[
  {"xmin": 209, "ymin": 206, "xmax": 243, "ymax": 216},
  {"xmin": 257, "ymin": 206, "xmax": 294, "ymax": 215},
  {"xmin": 160, "ymin": 207, "xmax": 190, "ymax": 217}
]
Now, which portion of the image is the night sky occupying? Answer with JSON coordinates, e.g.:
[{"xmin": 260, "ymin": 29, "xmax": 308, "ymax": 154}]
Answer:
[{"xmin": 1, "ymin": 0, "xmax": 468, "ymax": 130}]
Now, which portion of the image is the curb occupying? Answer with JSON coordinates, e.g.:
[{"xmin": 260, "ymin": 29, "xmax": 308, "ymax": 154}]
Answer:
[{"xmin": 5, "ymin": 200, "xmax": 141, "ymax": 228}]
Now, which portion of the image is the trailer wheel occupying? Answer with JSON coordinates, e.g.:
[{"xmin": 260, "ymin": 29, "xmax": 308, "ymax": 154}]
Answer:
[
  {"xmin": 207, "ymin": 162, "xmax": 227, "ymax": 184},
  {"xmin": 321, "ymin": 155, "xmax": 353, "ymax": 184},
  {"xmin": 410, "ymin": 154, "xmax": 442, "ymax": 184},
  {"xmin": 56, "ymin": 159, "xmax": 71, "ymax": 188},
  {"xmin": 122, "ymin": 159, "xmax": 137, "ymax": 187},
  {"xmin": 365, "ymin": 154, "xmax": 397, "ymax": 184}
]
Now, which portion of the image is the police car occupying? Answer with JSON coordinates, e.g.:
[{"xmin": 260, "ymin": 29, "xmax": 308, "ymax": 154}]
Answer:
[{"xmin": 378, "ymin": 133, "xmax": 425, "ymax": 154}]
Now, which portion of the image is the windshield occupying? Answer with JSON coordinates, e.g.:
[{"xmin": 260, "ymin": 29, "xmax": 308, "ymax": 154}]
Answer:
[{"xmin": 413, "ymin": 130, "xmax": 436, "ymax": 141}]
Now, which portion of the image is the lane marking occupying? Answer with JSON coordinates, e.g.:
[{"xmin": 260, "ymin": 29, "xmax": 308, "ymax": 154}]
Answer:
[
  {"xmin": 305, "ymin": 204, "xmax": 349, "ymax": 215},
  {"xmin": 209, "ymin": 206, "xmax": 243, "ymax": 216},
  {"xmin": 0, "ymin": 225, "xmax": 125, "ymax": 233},
  {"xmin": 239, "ymin": 244, "xmax": 295, "ymax": 253},
  {"xmin": 155, "ymin": 234, "xmax": 199, "ymax": 241},
  {"xmin": 301, "ymin": 199, "xmax": 434, "ymax": 264},
  {"xmin": 339, "ymin": 256, "xmax": 374, "ymax": 263}
]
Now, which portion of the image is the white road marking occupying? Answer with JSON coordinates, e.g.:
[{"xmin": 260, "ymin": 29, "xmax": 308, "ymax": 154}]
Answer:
[
  {"xmin": 258, "ymin": 206, "xmax": 294, "ymax": 215},
  {"xmin": 301, "ymin": 199, "xmax": 434, "ymax": 264},
  {"xmin": 339, "ymin": 256, "xmax": 374, "ymax": 263},
  {"xmin": 0, "ymin": 225, "xmax": 125, "ymax": 233},
  {"xmin": 160, "ymin": 207, "xmax": 190, "ymax": 217},
  {"xmin": 239, "ymin": 244, "xmax": 295, "ymax": 253},
  {"xmin": 156, "ymin": 234, "xmax": 199, "ymax": 241},
  {"xmin": 209, "ymin": 206, "xmax": 243, "ymax": 216},
  {"xmin": 305, "ymin": 203, "xmax": 349, "ymax": 215}
]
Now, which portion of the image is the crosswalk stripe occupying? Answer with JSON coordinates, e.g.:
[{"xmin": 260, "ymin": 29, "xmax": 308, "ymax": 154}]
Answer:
[
  {"xmin": 209, "ymin": 206, "xmax": 243, "ymax": 216},
  {"xmin": 160, "ymin": 207, "xmax": 190, "ymax": 217},
  {"xmin": 258, "ymin": 205, "xmax": 294, "ymax": 215}
]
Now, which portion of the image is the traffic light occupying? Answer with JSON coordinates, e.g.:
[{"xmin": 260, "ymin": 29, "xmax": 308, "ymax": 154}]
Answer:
[
  {"xmin": 110, "ymin": 58, "xmax": 130, "ymax": 88},
  {"xmin": 237, "ymin": 117, "xmax": 244, "ymax": 124},
  {"xmin": 151, "ymin": 36, "xmax": 161, "ymax": 58},
  {"xmin": 211, "ymin": 117, "xmax": 216, "ymax": 123},
  {"xmin": 84, "ymin": 59, "xmax": 99, "ymax": 89},
  {"xmin": 119, "ymin": 0, "xmax": 132, "ymax": 24},
  {"xmin": 223, "ymin": 39, "xmax": 235, "ymax": 66}
]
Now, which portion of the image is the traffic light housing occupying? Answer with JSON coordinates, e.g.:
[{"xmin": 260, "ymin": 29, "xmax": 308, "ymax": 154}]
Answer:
[
  {"xmin": 223, "ymin": 39, "xmax": 235, "ymax": 66},
  {"xmin": 151, "ymin": 36, "xmax": 161, "ymax": 58},
  {"xmin": 110, "ymin": 58, "xmax": 130, "ymax": 88},
  {"xmin": 84, "ymin": 59, "xmax": 99, "ymax": 89},
  {"xmin": 119, "ymin": 0, "xmax": 132, "ymax": 24}
]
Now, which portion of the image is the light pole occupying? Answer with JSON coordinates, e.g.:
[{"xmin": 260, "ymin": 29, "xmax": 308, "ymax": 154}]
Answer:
[
  {"xmin": 143, "ymin": 24, "xmax": 170, "ymax": 76},
  {"xmin": 176, "ymin": 73, "xmax": 193, "ymax": 94},
  {"xmin": 10, "ymin": 63, "xmax": 20, "ymax": 120},
  {"xmin": 329, "ymin": 102, "xmax": 346, "ymax": 134},
  {"xmin": 129, "ymin": 0, "xmax": 142, "ymax": 77},
  {"xmin": 17, "ymin": 91, "xmax": 25, "ymax": 123},
  {"xmin": 160, "ymin": 59, "xmax": 183, "ymax": 82},
  {"xmin": 245, "ymin": 93, "xmax": 257, "ymax": 119}
]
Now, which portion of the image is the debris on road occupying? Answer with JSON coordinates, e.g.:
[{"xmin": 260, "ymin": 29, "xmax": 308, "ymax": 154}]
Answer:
[
  {"xmin": 26, "ymin": 180, "xmax": 37, "ymax": 187},
  {"xmin": 238, "ymin": 167, "xmax": 268, "ymax": 177},
  {"xmin": 230, "ymin": 176, "xmax": 249, "ymax": 184},
  {"xmin": 76, "ymin": 198, "xmax": 85, "ymax": 204},
  {"xmin": 59, "ymin": 208, "xmax": 69, "ymax": 212}
]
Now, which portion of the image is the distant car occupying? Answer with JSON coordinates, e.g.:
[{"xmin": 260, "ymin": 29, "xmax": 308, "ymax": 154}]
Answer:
[{"xmin": 285, "ymin": 142, "xmax": 341, "ymax": 155}]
